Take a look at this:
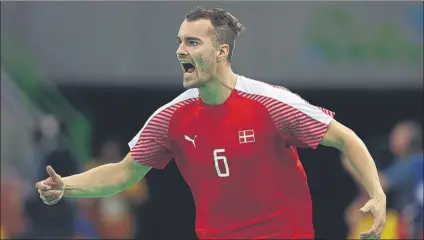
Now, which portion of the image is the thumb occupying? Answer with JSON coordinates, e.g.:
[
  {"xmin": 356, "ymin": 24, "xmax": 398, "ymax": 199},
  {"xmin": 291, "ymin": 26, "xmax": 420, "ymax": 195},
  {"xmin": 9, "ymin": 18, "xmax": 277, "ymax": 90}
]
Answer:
[
  {"xmin": 360, "ymin": 201, "xmax": 372, "ymax": 213},
  {"xmin": 46, "ymin": 166, "xmax": 60, "ymax": 181}
]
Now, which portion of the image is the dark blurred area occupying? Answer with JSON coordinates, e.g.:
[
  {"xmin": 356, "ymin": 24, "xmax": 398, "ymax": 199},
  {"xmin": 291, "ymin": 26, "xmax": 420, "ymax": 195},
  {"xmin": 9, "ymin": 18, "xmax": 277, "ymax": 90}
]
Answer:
[{"xmin": 1, "ymin": 1, "xmax": 422, "ymax": 240}]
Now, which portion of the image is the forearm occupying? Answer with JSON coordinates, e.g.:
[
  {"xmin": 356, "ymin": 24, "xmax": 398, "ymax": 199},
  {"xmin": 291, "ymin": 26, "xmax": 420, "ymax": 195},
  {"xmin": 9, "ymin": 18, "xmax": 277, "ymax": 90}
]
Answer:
[
  {"xmin": 63, "ymin": 162, "xmax": 136, "ymax": 198},
  {"xmin": 342, "ymin": 155, "xmax": 362, "ymax": 188},
  {"xmin": 341, "ymin": 132, "xmax": 385, "ymax": 199},
  {"xmin": 342, "ymin": 155, "xmax": 369, "ymax": 195}
]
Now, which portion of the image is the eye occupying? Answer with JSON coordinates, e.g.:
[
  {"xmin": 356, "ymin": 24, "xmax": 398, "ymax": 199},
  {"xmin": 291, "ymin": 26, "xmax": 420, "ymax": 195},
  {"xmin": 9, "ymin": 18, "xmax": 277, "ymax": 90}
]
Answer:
[{"xmin": 188, "ymin": 40, "xmax": 198, "ymax": 46}]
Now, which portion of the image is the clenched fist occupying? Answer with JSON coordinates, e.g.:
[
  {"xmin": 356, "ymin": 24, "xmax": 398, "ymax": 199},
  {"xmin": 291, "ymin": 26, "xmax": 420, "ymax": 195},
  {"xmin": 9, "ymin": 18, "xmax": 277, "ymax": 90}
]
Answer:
[{"xmin": 34, "ymin": 166, "xmax": 65, "ymax": 205}]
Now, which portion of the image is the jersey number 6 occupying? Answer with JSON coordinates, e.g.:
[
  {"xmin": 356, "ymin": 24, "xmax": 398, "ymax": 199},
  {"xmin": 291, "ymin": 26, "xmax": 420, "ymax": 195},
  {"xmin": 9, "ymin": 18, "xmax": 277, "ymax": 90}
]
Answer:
[{"xmin": 213, "ymin": 149, "xmax": 230, "ymax": 177}]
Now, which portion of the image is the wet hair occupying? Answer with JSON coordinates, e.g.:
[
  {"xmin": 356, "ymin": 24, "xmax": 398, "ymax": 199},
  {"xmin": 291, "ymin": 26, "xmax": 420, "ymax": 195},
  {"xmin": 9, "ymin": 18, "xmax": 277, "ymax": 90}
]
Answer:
[{"xmin": 185, "ymin": 6, "xmax": 246, "ymax": 62}]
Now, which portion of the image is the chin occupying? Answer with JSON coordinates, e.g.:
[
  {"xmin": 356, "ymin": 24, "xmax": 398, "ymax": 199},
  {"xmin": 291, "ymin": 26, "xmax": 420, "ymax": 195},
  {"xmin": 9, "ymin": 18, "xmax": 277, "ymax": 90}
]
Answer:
[{"xmin": 182, "ymin": 77, "xmax": 201, "ymax": 89}]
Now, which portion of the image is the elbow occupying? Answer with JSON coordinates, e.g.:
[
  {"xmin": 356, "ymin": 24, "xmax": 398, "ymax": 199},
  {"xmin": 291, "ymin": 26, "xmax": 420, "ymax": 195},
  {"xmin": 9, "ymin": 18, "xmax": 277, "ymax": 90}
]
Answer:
[
  {"xmin": 116, "ymin": 156, "xmax": 148, "ymax": 191},
  {"xmin": 338, "ymin": 128, "xmax": 359, "ymax": 153},
  {"xmin": 322, "ymin": 120, "xmax": 359, "ymax": 152},
  {"xmin": 103, "ymin": 162, "xmax": 135, "ymax": 195}
]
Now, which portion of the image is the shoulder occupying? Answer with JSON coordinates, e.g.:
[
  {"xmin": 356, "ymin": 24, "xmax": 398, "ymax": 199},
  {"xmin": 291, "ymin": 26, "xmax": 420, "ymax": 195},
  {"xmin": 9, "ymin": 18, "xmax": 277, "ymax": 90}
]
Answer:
[
  {"xmin": 236, "ymin": 75, "xmax": 305, "ymax": 104},
  {"xmin": 130, "ymin": 89, "xmax": 198, "ymax": 144},
  {"xmin": 140, "ymin": 88, "xmax": 199, "ymax": 133},
  {"xmin": 169, "ymin": 88, "xmax": 199, "ymax": 106},
  {"xmin": 152, "ymin": 88, "xmax": 199, "ymax": 117}
]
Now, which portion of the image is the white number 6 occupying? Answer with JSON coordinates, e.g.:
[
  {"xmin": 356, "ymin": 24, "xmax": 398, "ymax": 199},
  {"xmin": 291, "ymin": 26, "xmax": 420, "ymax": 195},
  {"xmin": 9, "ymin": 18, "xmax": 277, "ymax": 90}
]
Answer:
[{"xmin": 213, "ymin": 149, "xmax": 230, "ymax": 177}]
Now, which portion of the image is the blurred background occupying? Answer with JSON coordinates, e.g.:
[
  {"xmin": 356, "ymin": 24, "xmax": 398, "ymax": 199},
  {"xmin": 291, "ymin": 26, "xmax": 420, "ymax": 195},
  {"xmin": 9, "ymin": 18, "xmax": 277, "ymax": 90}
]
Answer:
[{"xmin": 1, "ymin": 2, "xmax": 422, "ymax": 239}]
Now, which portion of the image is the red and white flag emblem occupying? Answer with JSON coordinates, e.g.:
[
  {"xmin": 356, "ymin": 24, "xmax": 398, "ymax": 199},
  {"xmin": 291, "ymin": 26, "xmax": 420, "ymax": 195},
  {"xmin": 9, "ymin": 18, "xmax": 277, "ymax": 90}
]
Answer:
[{"xmin": 239, "ymin": 129, "xmax": 255, "ymax": 144}]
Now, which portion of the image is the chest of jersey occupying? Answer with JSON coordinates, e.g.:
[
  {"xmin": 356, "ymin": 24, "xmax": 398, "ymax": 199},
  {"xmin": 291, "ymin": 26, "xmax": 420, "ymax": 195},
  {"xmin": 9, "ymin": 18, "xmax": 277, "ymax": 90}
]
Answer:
[{"xmin": 169, "ymin": 97, "xmax": 277, "ymax": 184}]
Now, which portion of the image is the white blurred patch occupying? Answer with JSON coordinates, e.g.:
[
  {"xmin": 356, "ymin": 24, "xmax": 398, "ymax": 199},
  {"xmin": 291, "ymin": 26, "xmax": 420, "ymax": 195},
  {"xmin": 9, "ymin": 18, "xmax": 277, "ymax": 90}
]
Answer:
[
  {"xmin": 40, "ymin": 114, "xmax": 60, "ymax": 138},
  {"xmin": 99, "ymin": 195, "xmax": 129, "ymax": 221},
  {"xmin": 416, "ymin": 181, "xmax": 423, "ymax": 206}
]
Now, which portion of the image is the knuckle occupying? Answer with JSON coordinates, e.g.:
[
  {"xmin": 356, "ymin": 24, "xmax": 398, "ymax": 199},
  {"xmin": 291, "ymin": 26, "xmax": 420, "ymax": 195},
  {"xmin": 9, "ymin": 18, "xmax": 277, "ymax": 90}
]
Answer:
[{"xmin": 44, "ymin": 198, "xmax": 58, "ymax": 205}]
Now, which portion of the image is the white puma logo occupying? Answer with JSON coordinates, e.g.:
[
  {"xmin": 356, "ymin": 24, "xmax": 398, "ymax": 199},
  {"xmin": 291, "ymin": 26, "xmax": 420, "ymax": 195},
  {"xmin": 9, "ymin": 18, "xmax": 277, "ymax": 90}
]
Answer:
[{"xmin": 184, "ymin": 135, "xmax": 197, "ymax": 148}]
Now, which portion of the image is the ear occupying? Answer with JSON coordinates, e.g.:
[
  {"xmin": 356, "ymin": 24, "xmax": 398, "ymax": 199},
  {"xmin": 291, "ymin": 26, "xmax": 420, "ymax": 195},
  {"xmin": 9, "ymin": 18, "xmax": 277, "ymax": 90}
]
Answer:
[{"xmin": 216, "ymin": 44, "xmax": 230, "ymax": 61}]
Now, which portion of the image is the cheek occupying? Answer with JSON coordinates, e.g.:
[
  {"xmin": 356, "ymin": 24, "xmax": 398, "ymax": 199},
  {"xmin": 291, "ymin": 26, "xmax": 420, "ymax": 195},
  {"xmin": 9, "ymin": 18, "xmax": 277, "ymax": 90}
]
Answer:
[{"xmin": 194, "ymin": 57, "xmax": 210, "ymax": 72}]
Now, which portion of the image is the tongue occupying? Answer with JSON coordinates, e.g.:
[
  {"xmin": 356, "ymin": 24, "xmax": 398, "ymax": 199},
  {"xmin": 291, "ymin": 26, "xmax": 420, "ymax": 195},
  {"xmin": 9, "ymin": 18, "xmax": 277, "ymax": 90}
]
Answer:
[{"xmin": 187, "ymin": 68, "xmax": 195, "ymax": 73}]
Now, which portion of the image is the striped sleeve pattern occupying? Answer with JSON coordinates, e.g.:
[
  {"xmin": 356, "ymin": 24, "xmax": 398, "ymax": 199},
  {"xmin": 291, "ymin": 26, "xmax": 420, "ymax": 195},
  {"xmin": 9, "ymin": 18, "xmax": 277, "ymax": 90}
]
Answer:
[
  {"xmin": 236, "ymin": 77, "xmax": 335, "ymax": 149},
  {"xmin": 129, "ymin": 91, "xmax": 198, "ymax": 169}
]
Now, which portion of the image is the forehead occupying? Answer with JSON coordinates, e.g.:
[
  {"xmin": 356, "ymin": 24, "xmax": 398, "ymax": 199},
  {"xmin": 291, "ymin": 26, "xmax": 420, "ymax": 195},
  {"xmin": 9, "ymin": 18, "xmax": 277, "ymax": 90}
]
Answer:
[
  {"xmin": 392, "ymin": 124, "xmax": 411, "ymax": 136},
  {"xmin": 178, "ymin": 19, "xmax": 213, "ymax": 39}
]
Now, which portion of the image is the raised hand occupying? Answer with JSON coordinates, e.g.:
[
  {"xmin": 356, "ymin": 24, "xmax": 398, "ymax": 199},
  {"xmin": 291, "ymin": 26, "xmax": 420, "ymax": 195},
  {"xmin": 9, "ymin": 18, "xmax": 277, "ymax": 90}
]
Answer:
[{"xmin": 34, "ymin": 166, "xmax": 65, "ymax": 205}]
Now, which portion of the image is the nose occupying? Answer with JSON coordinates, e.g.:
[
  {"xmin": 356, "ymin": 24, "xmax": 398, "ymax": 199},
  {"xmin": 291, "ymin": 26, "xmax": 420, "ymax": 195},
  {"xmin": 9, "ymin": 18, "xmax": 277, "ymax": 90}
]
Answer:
[{"xmin": 176, "ymin": 44, "xmax": 188, "ymax": 57}]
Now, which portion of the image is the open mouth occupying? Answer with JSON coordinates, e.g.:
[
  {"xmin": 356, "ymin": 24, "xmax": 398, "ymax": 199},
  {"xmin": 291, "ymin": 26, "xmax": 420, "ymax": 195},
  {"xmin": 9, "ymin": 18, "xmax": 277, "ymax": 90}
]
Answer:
[{"xmin": 181, "ymin": 62, "xmax": 196, "ymax": 74}]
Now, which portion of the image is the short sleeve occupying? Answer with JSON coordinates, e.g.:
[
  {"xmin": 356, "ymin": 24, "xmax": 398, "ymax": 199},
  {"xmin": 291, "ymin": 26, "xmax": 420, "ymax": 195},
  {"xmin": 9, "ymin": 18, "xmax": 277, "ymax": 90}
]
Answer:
[
  {"xmin": 268, "ymin": 87, "xmax": 335, "ymax": 149},
  {"xmin": 129, "ymin": 107, "xmax": 174, "ymax": 169},
  {"xmin": 128, "ymin": 89, "xmax": 199, "ymax": 169},
  {"xmin": 129, "ymin": 130, "xmax": 173, "ymax": 170}
]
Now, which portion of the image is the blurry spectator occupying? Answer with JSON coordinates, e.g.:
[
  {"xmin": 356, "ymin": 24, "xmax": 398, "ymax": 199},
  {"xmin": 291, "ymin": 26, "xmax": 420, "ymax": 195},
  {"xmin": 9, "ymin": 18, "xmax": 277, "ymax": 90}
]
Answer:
[
  {"xmin": 344, "ymin": 120, "xmax": 423, "ymax": 239},
  {"xmin": 79, "ymin": 139, "xmax": 149, "ymax": 239},
  {"xmin": 0, "ymin": 169, "xmax": 26, "ymax": 238},
  {"xmin": 1, "ymin": 226, "xmax": 5, "ymax": 239},
  {"xmin": 23, "ymin": 116, "xmax": 80, "ymax": 239},
  {"xmin": 342, "ymin": 152, "xmax": 400, "ymax": 239}
]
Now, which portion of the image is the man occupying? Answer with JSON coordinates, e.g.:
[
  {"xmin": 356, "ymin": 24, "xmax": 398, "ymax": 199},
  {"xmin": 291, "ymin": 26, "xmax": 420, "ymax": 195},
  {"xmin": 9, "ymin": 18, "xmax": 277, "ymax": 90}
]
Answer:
[
  {"xmin": 345, "ymin": 120, "xmax": 423, "ymax": 239},
  {"xmin": 35, "ymin": 6, "xmax": 386, "ymax": 239}
]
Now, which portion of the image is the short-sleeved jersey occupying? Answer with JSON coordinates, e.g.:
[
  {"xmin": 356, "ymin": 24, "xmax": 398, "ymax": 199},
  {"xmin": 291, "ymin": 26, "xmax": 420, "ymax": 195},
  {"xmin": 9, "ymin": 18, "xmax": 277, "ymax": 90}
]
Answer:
[{"xmin": 129, "ymin": 75, "xmax": 335, "ymax": 239}]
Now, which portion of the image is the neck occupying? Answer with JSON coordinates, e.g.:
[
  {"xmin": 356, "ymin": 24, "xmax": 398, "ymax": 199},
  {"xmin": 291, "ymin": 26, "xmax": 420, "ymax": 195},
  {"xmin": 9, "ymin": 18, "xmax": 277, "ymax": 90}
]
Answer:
[{"xmin": 198, "ymin": 67, "xmax": 238, "ymax": 105}]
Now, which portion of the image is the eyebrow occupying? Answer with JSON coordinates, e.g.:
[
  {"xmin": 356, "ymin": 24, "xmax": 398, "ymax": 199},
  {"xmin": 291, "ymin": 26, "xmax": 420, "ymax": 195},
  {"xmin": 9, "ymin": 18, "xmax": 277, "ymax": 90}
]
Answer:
[{"xmin": 177, "ymin": 36, "xmax": 202, "ymax": 42}]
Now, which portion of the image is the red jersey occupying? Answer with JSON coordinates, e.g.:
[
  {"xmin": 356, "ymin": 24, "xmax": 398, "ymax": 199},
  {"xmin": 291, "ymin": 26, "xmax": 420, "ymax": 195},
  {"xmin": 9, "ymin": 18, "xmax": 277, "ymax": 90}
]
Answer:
[{"xmin": 129, "ymin": 75, "xmax": 335, "ymax": 239}]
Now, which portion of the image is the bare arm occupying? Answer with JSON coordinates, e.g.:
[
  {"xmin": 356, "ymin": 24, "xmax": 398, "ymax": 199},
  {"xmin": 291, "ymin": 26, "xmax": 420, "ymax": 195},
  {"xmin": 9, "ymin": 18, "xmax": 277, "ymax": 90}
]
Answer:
[
  {"xmin": 63, "ymin": 153, "xmax": 151, "ymax": 198},
  {"xmin": 342, "ymin": 153, "xmax": 372, "ymax": 221},
  {"xmin": 341, "ymin": 154, "xmax": 363, "ymax": 188},
  {"xmin": 320, "ymin": 119, "xmax": 385, "ymax": 199}
]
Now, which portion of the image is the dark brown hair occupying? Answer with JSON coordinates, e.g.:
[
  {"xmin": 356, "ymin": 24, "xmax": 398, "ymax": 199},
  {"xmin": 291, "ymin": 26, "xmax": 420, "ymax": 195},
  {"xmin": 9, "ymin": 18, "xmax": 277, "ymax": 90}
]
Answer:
[{"xmin": 185, "ymin": 6, "xmax": 246, "ymax": 62}]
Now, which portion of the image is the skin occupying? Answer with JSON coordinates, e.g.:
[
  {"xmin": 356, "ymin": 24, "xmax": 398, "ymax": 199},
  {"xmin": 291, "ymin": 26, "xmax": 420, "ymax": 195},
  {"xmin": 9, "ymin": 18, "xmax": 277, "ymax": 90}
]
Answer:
[
  {"xmin": 389, "ymin": 123, "xmax": 413, "ymax": 159},
  {"xmin": 35, "ymin": 17, "xmax": 386, "ymax": 240},
  {"xmin": 176, "ymin": 19, "xmax": 238, "ymax": 105},
  {"xmin": 343, "ymin": 122, "xmax": 415, "ymax": 235}
]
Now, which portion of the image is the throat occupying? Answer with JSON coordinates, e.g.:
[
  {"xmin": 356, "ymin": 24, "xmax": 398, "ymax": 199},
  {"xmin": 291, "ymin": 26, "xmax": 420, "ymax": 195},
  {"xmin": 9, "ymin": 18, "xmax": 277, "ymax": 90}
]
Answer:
[
  {"xmin": 199, "ymin": 88, "xmax": 232, "ymax": 105},
  {"xmin": 198, "ymin": 75, "xmax": 238, "ymax": 105}
]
